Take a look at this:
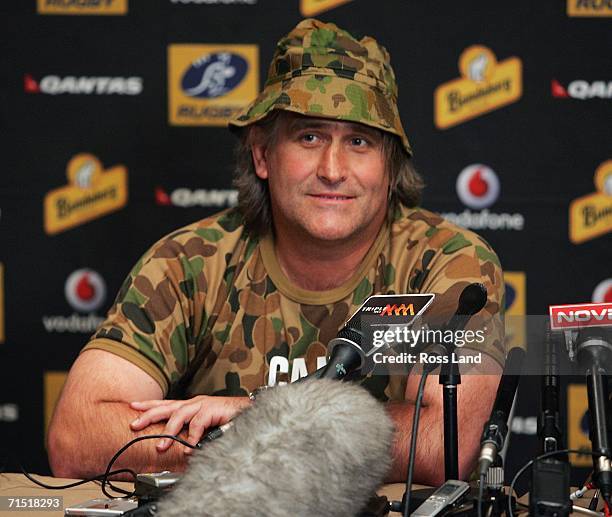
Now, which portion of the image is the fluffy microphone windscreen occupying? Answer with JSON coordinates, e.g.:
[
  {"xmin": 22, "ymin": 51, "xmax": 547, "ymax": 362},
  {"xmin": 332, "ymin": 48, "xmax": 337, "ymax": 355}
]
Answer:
[{"xmin": 157, "ymin": 379, "xmax": 394, "ymax": 517}]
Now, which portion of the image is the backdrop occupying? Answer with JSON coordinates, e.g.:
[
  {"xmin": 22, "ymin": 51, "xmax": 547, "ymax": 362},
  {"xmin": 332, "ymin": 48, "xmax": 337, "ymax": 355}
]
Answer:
[{"xmin": 0, "ymin": 0, "xmax": 610, "ymax": 490}]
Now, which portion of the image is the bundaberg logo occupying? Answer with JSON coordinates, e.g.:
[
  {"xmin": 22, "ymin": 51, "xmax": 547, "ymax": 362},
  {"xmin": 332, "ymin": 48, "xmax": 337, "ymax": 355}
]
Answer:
[
  {"xmin": 569, "ymin": 160, "xmax": 612, "ymax": 244},
  {"xmin": 168, "ymin": 45, "xmax": 258, "ymax": 126},
  {"xmin": 300, "ymin": 0, "xmax": 353, "ymax": 16},
  {"xmin": 503, "ymin": 271, "xmax": 526, "ymax": 350},
  {"xmin": 44, "ymin": 154, "xmax": 128, "ymax": 235},
  {"xmin": 434, "ymin": 45, "xmax": 522, "ymax": 129},
  {"xmin": 567, "ymin": 0, "xmax": 612, "ymax": 17},
  {"xmin": 37, "ymin": 0, "xmax": 128, "ymax": 15}
]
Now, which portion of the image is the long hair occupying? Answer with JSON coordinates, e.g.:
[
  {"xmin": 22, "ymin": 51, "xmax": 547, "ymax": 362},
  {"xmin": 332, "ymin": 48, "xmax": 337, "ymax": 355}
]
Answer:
[{"xmin": 233, "ymin": 111, "xmax": 424, "ymax": 236}]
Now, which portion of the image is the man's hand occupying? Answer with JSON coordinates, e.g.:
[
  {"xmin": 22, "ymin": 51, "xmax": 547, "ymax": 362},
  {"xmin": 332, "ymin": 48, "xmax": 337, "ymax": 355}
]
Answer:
[{"xmin": 130, "ymin": 396, "xmax": 251, "ymax": 454}]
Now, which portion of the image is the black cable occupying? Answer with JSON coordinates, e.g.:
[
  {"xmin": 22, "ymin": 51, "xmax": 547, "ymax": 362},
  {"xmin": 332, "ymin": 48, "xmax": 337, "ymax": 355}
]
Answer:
[
  {"xmin": 402, "ymin": 368, "xmax": 431, "ymax": 517},
  {"xmin": 590, "ymin": 489, "xmax": 601, "ymax": 511},
  {"xmin": 478, "ymin": 472, "xmax": 485, "ymax": 517},
  {"xmin": 101, "ymin": 433, "xmax": 196, "ymax": 498},
  {"xmin": 508, "ymin": 449, "xmax": 606, "ymax": 517},
  {"xmin": 21, "ymin": 467, "xmax": 137, "ymax": 490}
]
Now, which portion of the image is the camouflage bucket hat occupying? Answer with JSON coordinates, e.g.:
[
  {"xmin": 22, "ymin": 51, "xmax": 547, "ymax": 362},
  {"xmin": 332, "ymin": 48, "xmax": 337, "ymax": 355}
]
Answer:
[{"xmin": 228, "ymin": 18, "xmax": 412, "ymax": 156}]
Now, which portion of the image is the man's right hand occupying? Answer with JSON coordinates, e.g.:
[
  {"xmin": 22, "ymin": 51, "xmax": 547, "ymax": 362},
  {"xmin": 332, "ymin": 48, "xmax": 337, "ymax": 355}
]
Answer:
[{"xmin": 129, "ymin": 395, "xmax": 251, "ymax": 454}]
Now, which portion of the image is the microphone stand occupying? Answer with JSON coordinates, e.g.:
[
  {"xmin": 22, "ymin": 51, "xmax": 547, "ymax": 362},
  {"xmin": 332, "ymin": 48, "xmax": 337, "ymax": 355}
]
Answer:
[
  {"xmin": 576, "ymin": 328, "xmax": 612, "ymax": 507},
  {"xmin": 530, "ymin": 323, "xmax": 571, "ymax": 517},
  {"xmin": 440, "ymin": 343, "xmax": 461, "ymax": 481}
]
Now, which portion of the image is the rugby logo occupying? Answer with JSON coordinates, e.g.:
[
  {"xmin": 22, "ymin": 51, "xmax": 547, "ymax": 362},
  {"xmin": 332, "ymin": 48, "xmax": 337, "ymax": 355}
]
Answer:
[
  {"xmin": 593, "ymin": 279, "xmax": 612, "ymax": 303},
  {"xmin": 181, "ymin": 53, "xmax": 248, "ymax": 99},
  {"xmin": 65, "ymin": 269, "xmax": 106, "ymax": 312},
  {"xmin": 456, "ymin": 164, "xmax": 500, "ymax": 209},
  {"xmin": 168, "ymin": 44, "xmax": 258, "ymax": 126}
]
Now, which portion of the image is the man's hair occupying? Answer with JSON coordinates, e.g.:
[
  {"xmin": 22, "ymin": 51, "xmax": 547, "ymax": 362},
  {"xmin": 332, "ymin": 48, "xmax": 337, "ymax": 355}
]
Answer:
[{"xmin": 233, "ymin": 111, "xmax": 424, "ymax": 236}]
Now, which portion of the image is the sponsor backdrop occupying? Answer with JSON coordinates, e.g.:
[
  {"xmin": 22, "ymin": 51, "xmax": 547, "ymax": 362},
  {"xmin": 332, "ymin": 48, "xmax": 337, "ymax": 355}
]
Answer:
[{"xmin": 0, "ymin": 0, "xmax": 610, "ymax": 489}]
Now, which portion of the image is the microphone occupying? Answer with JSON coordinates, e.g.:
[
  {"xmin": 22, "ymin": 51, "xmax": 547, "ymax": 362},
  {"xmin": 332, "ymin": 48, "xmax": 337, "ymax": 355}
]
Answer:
[
  {"xmin": 157, "ymin": 379, "xmax": 394, "ymax": 517},
  {"xmin": 318, "ymin": 283, "xmax": 488, "ymax": 381},
  {"xmin": 442, "ymin": 282, "xmax": 488, "ymax": 333},
  {"xmin": 550, "ymin": 302, "xmax": 612, "ymax": 505},
  {"xmin": 478, "ymin": 347, "xmax": 525, "ymax": 476}
]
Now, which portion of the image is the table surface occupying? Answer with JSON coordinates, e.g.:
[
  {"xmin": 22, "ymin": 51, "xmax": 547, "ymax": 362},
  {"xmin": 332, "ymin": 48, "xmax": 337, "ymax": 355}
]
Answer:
[{"xmin": 0, "ymin": 473, "xmax": 408, "ymax": 516}]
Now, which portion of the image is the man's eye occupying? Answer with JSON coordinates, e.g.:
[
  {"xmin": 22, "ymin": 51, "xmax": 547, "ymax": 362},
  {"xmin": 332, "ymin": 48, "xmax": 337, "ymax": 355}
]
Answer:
[
  {"xmin": 351, "ymin": 137, "xmax": 368, "ymax": 147},
  {"xmin": 301, "ymin": 134, "xmax": 318, "ymax": 143}
]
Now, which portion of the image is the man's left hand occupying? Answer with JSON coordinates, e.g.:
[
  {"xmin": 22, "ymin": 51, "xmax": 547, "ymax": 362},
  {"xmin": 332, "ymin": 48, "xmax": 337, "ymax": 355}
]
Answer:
[{"xmin": 129, "ymin": 396, "xmax": 251, "ymax": 454}]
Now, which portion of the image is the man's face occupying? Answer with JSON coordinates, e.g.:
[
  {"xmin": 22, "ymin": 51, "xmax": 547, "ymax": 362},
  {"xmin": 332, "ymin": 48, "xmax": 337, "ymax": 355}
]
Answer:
[{"xmin": 252, "ymin": 114, "xmax": 389, "ymax": 245}]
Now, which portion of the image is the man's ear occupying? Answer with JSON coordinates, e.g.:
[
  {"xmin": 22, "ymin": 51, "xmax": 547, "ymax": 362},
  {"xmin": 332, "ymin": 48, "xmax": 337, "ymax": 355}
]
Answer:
[{"xmin": 251, "ymin": 134, "xmax": 269, "ymax": 180}]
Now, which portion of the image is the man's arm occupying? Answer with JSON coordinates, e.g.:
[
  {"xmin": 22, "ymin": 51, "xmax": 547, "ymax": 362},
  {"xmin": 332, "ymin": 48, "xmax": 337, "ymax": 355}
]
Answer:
[
  {"xmin": 47, "ymin": 349, "xmax": 249, "ymax": 479},
  {"xmin": 385, "ymin": 353, "xmax": 501, "ymax": 485}
]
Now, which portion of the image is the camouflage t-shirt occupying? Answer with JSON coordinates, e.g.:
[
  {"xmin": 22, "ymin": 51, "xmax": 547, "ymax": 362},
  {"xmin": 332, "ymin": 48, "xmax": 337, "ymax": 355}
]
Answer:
[{"xmin": 83, "ymin": 205, "xmax": 505, "ymax": 401}]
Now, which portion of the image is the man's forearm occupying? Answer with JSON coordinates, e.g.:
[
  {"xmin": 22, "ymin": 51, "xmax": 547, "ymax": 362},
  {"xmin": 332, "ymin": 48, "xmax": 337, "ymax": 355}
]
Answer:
[
  {"xmin": 48, "ymin": 400, "xmax": 188, "ymax": 480},
  {"xmin": 385, "ymin": 400, "xmax": 445, "ymax": 485}
]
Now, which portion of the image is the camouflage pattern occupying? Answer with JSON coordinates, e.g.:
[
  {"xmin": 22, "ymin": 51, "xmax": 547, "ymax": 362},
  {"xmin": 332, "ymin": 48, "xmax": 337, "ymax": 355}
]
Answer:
[
  {"xmin": 83, "ymin": 205, "xmax": 505, "ymax": 401},
  {"xmin": 228, "ymin": 18, "xmax": 413, "ymax": 156}
]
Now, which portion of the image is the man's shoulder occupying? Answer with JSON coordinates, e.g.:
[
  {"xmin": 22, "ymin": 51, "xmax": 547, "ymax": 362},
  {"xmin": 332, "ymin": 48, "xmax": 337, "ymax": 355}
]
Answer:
[
  {"xmin": 148, "ymin": 208, "xmax": 250, "ymax": 257},
  {"xmin": 391, "ymin": 205, "xmax": 497, "ymax": 255}
]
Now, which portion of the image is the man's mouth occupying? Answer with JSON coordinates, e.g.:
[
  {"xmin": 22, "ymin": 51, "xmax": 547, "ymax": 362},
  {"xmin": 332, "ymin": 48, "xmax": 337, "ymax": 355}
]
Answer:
[{"xmin": 308, "ymin": 194, "xmax": 355, "ymax": 200}]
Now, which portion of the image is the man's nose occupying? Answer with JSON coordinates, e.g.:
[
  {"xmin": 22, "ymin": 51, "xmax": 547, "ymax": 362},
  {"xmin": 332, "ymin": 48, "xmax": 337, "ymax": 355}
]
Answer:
[{"xmin": 316, "ymin": 141, "xmax": 347, "ymax": 184}]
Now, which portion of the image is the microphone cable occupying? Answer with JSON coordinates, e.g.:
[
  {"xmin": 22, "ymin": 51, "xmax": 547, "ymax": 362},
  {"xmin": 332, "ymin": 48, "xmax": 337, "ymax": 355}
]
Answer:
[
  {"xmin": 11, "ymin": 433, "xmax": 198, "ymax": 500},
  {"xmin": 100, "ymin": 433, "xmax": 197, "ymax": 499},
  {"xmin": 401, "ymin": 365, "xmax": 433, "ymax": 517}
]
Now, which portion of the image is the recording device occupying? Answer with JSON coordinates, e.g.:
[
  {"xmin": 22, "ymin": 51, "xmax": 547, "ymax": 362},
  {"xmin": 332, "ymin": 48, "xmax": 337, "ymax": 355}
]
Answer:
[
  {"xmin": 157, "ymin": 379, "xmax": 394, "ymax": 517},
  {"xmin": 134, "ymin": 471, "xmax": 181, "ymax": 499},
  {"xmin": 411, "ymin": 480, "xmax": 470, "ymax": 517},
  {"xmin": 477, "ymin": 346, "xmax": 525, "ymax": 476},
  {"xmin": 550, "ymin": 302, "xmax": 612, "ymax": 505},
  {"xmin": 64, "ymin": 498, "xmax": 138, "ymax": 516},
  {"xmin": 529, "ymin": 457, "xmax": 572, "ymax": 517}
]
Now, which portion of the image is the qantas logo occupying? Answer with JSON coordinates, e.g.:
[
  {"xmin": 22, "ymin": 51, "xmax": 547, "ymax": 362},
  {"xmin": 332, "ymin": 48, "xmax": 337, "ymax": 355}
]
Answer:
[
  {"xmin": 24, "ymin": 74, "xmax": 142, "ymax": 95},
  {"xmin": 155, "ymin": 187, "xmax": 238, "ymax": 207},
  {"xmin": 551, "ymin": 79, "xmax": 612, "ymax": 99},
  {"xmin": 549, "ymin": 302, "xmax": 612, "ymax": 330}
]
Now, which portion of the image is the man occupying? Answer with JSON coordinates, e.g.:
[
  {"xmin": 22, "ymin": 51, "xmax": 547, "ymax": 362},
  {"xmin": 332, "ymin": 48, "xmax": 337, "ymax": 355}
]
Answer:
[{"xmin": 48, "ymin": 19, "xmax": 504, "ymax": 485}]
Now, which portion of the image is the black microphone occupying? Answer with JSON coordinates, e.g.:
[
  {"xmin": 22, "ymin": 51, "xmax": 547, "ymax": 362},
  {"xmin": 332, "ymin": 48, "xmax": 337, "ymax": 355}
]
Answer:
[
  {"xmin": 317, "ymin": 317, "xmax": 366, "ymax": 380},
  {"xmin": 478, "ymin": 347, "xmax": 525, "ymax": 476},
  {"xmin": 317, "ymin": 283, "xmax": 489, "ymax": 381},
  {"xmin": 157, "ymin": 379, "xmax": 394, "ymax": 517},
  {"xmin": 442, "ymin": 282, "xmax": 488, "ymax": 333}
]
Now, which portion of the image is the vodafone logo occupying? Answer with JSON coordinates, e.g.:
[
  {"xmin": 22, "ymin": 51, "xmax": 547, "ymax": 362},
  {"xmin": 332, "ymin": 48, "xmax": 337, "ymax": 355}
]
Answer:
[
  {"xmin": 456, "ymin": 164, "xmax": 500, "ymax": 209},
  {"xmin": 551, "ymin": 79, "xmax": 612, "ymax": 100},
  {"xmin": 441, "ymin": 164, "xmax": 524, "ymax": 231},
  {"xmin": 593, "ymin": 279, "xmax": 612, "ymax": 303},
  {"xmin": 43, "ymin": 269, "xmax": 106, "ymax": 333},
  {"xmin": 65, "ymin": 269, "xmax": 106, "ymax": 312},
  {"xmin": 24, "ymin": 74, "xmax": 142, "ymax": 95}
]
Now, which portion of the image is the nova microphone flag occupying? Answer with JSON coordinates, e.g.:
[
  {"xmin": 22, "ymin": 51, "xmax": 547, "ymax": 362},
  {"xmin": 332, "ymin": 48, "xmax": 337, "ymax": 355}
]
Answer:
[{"xmin": 549, "ymin": 302, "xmax": 612, "ymax": 330}]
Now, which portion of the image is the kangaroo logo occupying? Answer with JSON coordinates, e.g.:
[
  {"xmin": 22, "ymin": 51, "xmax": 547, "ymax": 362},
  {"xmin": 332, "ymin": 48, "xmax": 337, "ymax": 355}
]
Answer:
[{"xmin": 181, "ymin": 52, "xmax": 247, "ymax": 99}]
